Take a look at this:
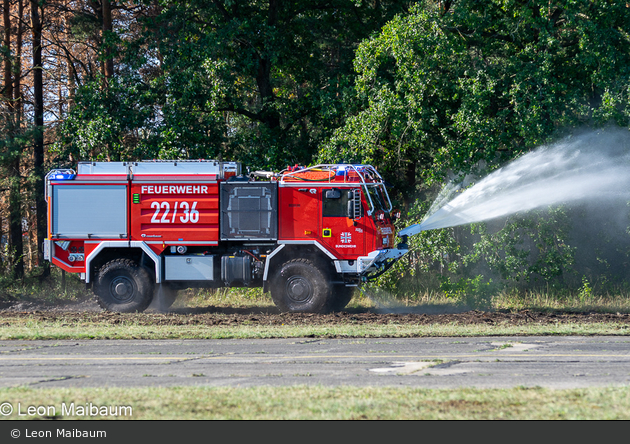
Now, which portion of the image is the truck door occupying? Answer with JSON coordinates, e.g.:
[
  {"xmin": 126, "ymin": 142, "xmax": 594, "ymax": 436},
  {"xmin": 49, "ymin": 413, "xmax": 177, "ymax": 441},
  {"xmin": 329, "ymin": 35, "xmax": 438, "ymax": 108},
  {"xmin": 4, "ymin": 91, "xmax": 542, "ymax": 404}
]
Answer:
[
  {"xmin": 320, "ymin": 188, "xmax": 366, "ymax": 259},
  {"xmin": 278, "ymin": 185, "xmax": 320, "ymax": 240}
]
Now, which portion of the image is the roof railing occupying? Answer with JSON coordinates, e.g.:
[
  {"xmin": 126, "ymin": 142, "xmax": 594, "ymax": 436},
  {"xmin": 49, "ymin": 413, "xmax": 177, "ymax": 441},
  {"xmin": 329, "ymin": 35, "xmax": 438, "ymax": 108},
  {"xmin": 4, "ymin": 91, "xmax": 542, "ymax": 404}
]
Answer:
[{"xmin": 279, "ymin": 164, "xmax": 392, "ymax": 215}]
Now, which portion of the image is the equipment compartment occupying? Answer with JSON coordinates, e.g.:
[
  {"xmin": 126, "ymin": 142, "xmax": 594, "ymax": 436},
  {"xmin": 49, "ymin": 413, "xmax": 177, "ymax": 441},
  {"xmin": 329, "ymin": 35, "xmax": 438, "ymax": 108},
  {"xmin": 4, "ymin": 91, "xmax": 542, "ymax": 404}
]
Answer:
[
  {"xmin": 51, "ymin": 184, "xmax": 128, "ymax": 239},
  {"xmin": 164, "ymin": 255, "xmax": 214, "ymax": 281},
  {"xmin": 220, "ymin": 182, "xmax": 278, "ymax": 240}
]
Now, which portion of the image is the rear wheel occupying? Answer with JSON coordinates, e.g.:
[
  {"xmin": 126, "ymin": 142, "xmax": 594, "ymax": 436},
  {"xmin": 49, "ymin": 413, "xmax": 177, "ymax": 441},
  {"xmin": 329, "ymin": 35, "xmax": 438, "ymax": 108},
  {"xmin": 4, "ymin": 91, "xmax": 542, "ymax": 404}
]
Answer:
[
  {"xmin": 94, "ymin": 259, "xmax": 154, "ymax": 313},
  {"xmin": 270, "ymin": 258, "xmax": 333, "ymax": 313}
]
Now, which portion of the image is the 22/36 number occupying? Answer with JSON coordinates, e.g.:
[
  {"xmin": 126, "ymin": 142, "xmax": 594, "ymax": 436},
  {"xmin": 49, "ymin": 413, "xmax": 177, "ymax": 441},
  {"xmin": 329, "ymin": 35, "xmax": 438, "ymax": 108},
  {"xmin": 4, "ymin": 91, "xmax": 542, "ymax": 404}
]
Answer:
[{"xmin": 150, "ymin": 201, "xmax": 199, "ymax": 223}]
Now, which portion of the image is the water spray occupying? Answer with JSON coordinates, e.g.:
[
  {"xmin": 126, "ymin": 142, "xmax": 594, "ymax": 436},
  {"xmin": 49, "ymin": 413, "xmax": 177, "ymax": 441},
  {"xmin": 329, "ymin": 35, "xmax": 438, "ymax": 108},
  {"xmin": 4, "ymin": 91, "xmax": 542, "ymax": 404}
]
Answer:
[{"xmin": 399, "ymin": 128, "xmax": 630, "ymax": 237}]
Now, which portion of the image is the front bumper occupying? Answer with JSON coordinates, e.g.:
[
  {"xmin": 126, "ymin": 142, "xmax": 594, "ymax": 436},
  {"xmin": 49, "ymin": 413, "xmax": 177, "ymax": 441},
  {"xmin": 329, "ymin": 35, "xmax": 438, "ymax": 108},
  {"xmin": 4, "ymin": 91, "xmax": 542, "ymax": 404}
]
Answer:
[{"xmin": 334, "ymin": 247, "xmax": 409, "ymax": 278}]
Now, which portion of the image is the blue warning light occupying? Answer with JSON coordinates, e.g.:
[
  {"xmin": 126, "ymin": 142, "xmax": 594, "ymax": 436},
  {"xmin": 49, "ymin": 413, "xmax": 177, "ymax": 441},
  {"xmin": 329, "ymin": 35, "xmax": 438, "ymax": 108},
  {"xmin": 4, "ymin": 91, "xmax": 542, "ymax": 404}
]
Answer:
[{"xmin": 53, "ymin": 173, "xmax": 75, "ymax": 180}]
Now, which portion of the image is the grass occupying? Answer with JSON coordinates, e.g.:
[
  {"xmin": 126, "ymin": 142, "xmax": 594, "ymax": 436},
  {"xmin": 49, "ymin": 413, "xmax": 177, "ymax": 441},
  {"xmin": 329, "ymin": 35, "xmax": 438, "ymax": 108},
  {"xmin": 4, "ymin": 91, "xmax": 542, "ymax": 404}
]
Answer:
[
  {"xmin": 1, "ymin": 385, "xmax": 629, "ymax": 420},
  {"xmin": 4, "ymin": 267, "xmax": 630, "ymax": 314},
  {"xmin": 177, "ymin": 284, "xmax": 630, "ymax": 314},
  {"xmin": 0, "ymin": 315, "xmax": 628, "ymax": 340},
  {"xmin": 492, "ymin": 287, "xmax": 630, "ymax": 313},
  {"xmin": 0, "ymin": 274, "xmax": 630, "ymax": 340},
  {"xmin": 2, "ymin": 252, "xmax": 630, "ymax": 423},
  {"xmin": 0, "ymin": 268, "xmax": 87, "ymax": 306},
  {"xmin": 1, "ymin": 271, "xmax": 630, "ymax": 421}
]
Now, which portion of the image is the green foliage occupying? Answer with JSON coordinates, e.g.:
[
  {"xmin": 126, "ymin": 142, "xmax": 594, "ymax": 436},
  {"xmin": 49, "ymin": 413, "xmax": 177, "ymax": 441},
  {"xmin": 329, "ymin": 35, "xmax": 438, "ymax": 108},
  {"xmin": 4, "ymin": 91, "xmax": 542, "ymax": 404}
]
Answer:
[
  {"xmin": 439, "ymin": 275, "xmax": 494, "ymax": 309},
  {"xmin": 378, "ymin": 205, "xmax": 586, "ymax": 303},
  {"xmin": 47, "ymin": 0, "xmax": 630, "ymax": 303},
  {"xmin": 578, "ymin": 276, "xmax": 593, "ymax": 304},
  {"xmin": 321, "ymin": 0, "xmax": 630, "ymax": 199},
  {"xmin": 55, "ymin": 1, "xmax": 411, "ymax": 168},
  {"xmin": 322, "ymin": 0, "xmax": 630, "ymax": 300},
  {"xmin": 52, "ymin": 75, "xmax": 160, "ymax": 163},
  {"xmin": 461, "ymin": 208, "xmax": 577, "ymax": 286},
  {"xmin": 0, "ymin": 96, "xmax": 34, "ymax": 279},
  {"xmin": 0, "ymin": 244, "xmax": 21, "ymax": 281}
]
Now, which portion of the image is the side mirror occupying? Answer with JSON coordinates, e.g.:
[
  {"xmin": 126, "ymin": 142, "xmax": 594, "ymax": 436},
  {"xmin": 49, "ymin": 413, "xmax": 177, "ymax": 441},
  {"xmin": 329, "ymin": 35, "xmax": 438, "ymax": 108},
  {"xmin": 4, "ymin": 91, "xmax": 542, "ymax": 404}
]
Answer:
[{"xmin": 325, "ymin": 189, "xmax": 341, "ymax": 199}]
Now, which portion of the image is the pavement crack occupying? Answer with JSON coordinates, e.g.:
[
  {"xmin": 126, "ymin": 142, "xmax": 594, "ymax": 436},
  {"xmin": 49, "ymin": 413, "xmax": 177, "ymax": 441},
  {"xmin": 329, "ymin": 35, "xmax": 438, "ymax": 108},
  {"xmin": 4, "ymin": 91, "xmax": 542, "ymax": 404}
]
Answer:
[
  {"xmin": 431, "ymin": 360, "xmax": 462, "ymax": 369},
  {"xmin": 30, "ymin": 375, "xmax": 88, "ymax": 386},
  {"xmin": 0, "ymin": 342, "xmax": 83, "ymax": 355}
]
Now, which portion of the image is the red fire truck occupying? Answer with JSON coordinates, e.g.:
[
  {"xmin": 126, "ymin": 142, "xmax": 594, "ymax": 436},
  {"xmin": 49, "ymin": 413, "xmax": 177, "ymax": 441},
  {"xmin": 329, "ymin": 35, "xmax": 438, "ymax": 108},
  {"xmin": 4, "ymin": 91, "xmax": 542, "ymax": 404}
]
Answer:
[{"xmin": 43, "ymin": 160, "xmax": 409, "ymax": 313}]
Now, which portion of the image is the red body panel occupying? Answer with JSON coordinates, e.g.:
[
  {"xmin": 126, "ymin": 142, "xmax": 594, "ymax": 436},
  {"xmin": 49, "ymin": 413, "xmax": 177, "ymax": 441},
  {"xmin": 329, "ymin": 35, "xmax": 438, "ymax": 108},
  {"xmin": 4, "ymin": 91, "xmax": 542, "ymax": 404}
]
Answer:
[
  {"xmin": 278, "ymin": 186, "xmax": 320, "ymax": 240},
  {"xmin": 51, "ymin": 240, "xmax": 85, "ymax": 273},
  {"xmin": 46, "ymin": 162, "xmax": 397, "ymax": 283},
  {"xmin": 129, "ymin": 181, "xmax": 220, "ymax": 244},
  {"xmin": 319, "ymin": 216, "xmax": 367, "ymax": 259},
  {"xmin": 278, "ymin": 183, "xmax": 393, "ymax": 260}
]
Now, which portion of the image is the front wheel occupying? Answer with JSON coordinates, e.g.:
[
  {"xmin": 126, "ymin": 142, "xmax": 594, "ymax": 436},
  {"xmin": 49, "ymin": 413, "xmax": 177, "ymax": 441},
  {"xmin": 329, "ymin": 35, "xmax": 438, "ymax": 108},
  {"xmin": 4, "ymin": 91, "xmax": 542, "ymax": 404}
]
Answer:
[
  {"xmin": 270, "ymin": 258, "xmax": 333, "ymax": 313},
  {"xmin": 94, "ymin": 259, "xmax": 154, "ymax": 313}
]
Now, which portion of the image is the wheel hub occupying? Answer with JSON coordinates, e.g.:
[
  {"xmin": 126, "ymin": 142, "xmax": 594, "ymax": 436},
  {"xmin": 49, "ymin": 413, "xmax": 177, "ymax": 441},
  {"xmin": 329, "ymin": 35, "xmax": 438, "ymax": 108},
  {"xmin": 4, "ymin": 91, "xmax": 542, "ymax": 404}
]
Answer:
[
  {"xmin": 110, "ymin": 277, "xmax": 134, "ymax": 302},
  {"xmin": 286, "ymin": 276, "xmax": 312, "ymax": 302}
]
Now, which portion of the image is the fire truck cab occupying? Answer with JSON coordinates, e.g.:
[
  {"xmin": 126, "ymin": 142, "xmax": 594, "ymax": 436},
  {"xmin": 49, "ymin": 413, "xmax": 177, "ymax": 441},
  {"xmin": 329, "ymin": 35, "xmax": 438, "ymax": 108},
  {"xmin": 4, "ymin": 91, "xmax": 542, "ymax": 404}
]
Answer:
[{"xmin": 44, "ymin": 160, "xmax": 408, "ymax": 313}]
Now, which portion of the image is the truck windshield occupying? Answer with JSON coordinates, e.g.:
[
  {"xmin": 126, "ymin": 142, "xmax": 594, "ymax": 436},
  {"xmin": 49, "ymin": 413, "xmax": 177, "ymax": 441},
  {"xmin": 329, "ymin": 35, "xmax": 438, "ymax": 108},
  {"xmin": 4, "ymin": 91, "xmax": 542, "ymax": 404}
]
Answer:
[{"xmin": 365, "ymin": 183, "xmax": 391, "ymax": 214}]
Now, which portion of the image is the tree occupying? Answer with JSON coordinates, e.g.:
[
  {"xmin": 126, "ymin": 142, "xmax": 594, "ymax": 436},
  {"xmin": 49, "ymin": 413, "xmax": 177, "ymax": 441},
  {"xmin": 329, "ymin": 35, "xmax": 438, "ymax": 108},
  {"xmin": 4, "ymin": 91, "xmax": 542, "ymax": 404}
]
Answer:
[
  {"xmin": 0, "ymin": 0, "xmax": 116, "ymax": 277},
  {"xmin": 31, "ymin": 0, "xmax": 47, "ymax": 275},
  {"xmin": 1, "ymin": 0, "xmax": 26, "ymax": 278},
  {"xmin": 54, "ymin": 0, "xmax": 414, "ymax": 169},
  {"xmin": 319, "ymin": 0, "xmax": 630, "ymax": 296},
  {"xmin": 320, "ymin": 0, "xmax": 630, "ymax": 205}
]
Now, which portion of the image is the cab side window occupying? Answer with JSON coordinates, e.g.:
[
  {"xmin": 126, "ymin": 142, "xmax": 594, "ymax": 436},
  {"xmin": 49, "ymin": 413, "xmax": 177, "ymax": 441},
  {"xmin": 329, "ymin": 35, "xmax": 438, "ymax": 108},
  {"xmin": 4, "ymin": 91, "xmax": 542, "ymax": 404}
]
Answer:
[
  {"xmin": 323, "ymin": 188, "xmax": 363, "ymax": 218},
  {"xmin": 322, "ymin": 188, "xmax": 348, "ymax": 217}
]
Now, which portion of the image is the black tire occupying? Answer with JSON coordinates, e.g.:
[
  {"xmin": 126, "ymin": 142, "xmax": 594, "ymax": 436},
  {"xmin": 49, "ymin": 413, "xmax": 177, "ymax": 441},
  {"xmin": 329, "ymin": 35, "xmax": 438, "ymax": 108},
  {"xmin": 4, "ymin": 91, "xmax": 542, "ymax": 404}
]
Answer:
[
  {"xmin": 329, "ymin": 285, "xmax": 355, "ymax": 312},
  {"xmin": 94, "ymin": 259, "xmax": 154, "ymax": 313},
  {"xmin": 270, "ymin": 258, "xmax": 333, "ymax": 313}
]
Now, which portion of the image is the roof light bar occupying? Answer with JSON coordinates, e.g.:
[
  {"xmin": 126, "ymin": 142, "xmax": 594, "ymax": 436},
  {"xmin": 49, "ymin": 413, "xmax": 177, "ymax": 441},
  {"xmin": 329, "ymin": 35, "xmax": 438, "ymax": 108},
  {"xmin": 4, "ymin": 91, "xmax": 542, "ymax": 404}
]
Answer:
[{"xmin": 47, "ymin": 169, "xmax": 76, "ymax": 181}]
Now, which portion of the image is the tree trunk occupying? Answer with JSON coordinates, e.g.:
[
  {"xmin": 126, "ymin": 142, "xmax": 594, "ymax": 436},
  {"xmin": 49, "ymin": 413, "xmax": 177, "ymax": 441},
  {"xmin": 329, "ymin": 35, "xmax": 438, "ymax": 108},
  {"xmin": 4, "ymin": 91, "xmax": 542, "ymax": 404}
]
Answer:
[
  {"xmin": 3, "ymin": 0, "xmax": 12, "ymax": 102},
  {"xmin": 4, "ymin": 0, "xmax": 23, "ymax": 278},
  {"xmin": 14, "ymin": 0, "xmax": 23, "ymax": 119},
  {"xmin": 102, "ymin": 0, "xmax": 114, "ymax": 83},
  {"xmin": 31, "ymin": 0, "xmax": 47, "ymax": 276},
  {"xmin": 255, "ymin": 0, "xmax": 279, "ymax": 129}
]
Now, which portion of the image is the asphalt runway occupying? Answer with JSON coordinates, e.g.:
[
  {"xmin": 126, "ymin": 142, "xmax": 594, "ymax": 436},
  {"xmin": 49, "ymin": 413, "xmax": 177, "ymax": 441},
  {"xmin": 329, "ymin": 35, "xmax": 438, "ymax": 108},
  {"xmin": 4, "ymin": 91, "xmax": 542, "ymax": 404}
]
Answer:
[{"xmin": 0, "ymin": 336, "xmax": 629, "ymax": 389}]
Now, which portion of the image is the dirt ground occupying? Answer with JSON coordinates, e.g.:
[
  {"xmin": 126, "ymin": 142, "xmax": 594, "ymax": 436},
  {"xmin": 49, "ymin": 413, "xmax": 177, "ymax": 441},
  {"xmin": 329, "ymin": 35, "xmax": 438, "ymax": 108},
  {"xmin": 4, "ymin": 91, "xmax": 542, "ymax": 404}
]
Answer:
[{"xmin": 0, "ymin": 296, "xmax": 629, "ymax": 327}]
